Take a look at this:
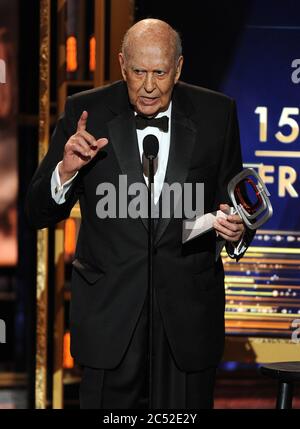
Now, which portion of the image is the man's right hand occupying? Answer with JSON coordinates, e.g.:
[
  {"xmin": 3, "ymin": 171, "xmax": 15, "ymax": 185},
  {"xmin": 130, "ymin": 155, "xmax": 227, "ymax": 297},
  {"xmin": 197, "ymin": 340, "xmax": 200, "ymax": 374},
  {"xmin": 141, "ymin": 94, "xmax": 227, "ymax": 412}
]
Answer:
[{"xmin": 59, "ymin": 110, "xmax": 108, "ymax": 184}]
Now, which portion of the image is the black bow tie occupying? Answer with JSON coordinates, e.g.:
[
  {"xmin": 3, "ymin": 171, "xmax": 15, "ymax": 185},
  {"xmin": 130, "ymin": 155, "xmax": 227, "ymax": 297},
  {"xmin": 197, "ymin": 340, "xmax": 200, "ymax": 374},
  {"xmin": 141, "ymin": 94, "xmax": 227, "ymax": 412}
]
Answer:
[{"xmin": 135, "ymin": 115, "xmax": 169, "ymax": 132}]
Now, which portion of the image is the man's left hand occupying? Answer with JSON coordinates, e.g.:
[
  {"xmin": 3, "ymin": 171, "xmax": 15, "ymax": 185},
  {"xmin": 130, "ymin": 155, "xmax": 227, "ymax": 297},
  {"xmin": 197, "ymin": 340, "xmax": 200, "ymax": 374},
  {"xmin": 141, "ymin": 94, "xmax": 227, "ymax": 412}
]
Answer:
[{"xmin": 213, "ymin": 203, "xmax": 245, "ymax": 243}]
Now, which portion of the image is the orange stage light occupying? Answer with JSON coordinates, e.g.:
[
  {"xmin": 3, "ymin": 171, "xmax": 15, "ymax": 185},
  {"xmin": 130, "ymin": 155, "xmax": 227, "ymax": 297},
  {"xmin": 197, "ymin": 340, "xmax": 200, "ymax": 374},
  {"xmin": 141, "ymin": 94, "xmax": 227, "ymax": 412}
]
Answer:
[
  {"xmin": 63, "ymin": 331, "xmax": 74, "ymax": 369},
  {"xmin": 64, "ymin": 218, "xmax": 76, "ymax": 257},
  {"xmin": 89, "ymin": 36, "xmax": 96, "ymax": 72},
  {"xmin": 66, "ymin": 36, "xmax": 77, "ymax": 72}
]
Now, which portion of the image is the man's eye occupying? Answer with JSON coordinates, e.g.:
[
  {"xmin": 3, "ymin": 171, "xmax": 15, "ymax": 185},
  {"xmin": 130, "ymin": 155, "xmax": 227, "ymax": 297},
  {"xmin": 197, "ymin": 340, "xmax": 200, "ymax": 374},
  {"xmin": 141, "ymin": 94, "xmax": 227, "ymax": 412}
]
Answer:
[
  {"xmin": 155, "ymin": 71, "xmax": 165, "ymax": 76},
  {"xmin": 134, "ymin": 69, "xmax": 144, "ymax": 75}
]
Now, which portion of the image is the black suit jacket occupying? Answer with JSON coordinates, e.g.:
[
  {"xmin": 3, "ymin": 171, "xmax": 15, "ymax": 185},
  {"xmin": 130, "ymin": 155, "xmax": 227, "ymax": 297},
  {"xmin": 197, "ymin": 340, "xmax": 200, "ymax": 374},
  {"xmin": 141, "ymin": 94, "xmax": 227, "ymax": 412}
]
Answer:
[{"xmin": 26, "ymin": 80, "xmax": 246, "ymax": 371}]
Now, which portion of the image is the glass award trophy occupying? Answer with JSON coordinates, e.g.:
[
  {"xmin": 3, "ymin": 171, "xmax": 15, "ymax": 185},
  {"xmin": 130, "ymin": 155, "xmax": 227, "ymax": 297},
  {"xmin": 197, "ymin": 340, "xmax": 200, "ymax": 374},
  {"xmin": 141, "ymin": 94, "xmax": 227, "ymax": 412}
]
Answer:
[{"xmin": 227, "ymin": 168, "xmax": 273, "ymax": 230}]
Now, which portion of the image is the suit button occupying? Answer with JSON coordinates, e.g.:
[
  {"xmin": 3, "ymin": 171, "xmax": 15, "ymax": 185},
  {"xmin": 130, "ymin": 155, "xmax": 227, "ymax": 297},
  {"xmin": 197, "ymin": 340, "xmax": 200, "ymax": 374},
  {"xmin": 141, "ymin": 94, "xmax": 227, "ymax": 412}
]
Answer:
[{"xmin": 153, "ymin": 247, "xmax": 158, "ymax": 255}]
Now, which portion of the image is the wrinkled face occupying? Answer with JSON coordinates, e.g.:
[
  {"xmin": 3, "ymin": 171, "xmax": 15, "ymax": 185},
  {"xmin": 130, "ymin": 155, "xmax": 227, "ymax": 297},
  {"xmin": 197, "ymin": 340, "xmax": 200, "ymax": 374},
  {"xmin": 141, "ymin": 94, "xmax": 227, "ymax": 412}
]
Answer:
[{"xmin": 119, "ymin": 40, "xmax": 183, "ymax": 117}]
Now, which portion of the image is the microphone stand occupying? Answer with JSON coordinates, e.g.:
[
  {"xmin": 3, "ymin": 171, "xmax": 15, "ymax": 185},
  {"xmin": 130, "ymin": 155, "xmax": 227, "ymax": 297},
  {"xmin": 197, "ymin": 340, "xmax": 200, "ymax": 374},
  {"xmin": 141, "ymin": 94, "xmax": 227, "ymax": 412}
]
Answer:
[
  {"xmin": 147, "ymin": 155, "xmax": 155, "ymax": 409},
  {"xmin": 143, "ymin": 133, "xmax": 159, "ymax": 409}
]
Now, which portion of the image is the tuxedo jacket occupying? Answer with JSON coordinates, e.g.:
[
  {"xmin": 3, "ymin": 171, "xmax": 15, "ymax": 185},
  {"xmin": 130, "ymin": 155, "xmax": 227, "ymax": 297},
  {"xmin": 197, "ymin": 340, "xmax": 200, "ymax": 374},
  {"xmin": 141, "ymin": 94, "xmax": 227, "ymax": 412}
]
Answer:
[{"xmin": 26, "ymin": 80, "xmax": 247, "ymax": 372}]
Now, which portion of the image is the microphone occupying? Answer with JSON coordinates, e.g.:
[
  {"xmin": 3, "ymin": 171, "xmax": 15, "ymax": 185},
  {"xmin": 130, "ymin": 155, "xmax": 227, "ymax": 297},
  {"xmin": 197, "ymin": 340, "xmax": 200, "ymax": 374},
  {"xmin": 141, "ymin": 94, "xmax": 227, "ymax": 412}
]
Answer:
[{"xmin": 143, "ymin": 134, "xmax": 159, "ymax": 160}]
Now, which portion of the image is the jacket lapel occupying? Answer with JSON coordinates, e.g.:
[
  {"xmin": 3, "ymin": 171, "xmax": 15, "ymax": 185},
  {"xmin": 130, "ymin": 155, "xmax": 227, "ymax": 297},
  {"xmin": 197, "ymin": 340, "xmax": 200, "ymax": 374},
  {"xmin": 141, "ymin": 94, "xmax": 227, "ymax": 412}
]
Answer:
[
  {"xmin": 154, "ymin": 106, "xmax": 197, "ymax": 245},
  {"xmin": 108, "ymin": 108, "xmax": 149, "ymax": 232}
]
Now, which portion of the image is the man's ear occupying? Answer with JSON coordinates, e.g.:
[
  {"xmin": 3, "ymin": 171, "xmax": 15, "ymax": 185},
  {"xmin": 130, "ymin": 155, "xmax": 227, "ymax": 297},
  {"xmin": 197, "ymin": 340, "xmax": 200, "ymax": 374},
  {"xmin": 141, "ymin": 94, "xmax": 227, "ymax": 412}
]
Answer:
[
  {"xmin": 118, "ymin": 53, "xmax": 127, "ymax": 81},
  {"xmin": 174, "ymin": 56, "xmax": 184, "ymax": 83}
]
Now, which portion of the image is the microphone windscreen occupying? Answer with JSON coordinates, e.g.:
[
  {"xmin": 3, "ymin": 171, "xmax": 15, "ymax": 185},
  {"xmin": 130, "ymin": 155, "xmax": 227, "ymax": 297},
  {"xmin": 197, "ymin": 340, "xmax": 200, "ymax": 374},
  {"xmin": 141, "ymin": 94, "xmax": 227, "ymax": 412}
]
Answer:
[{"xmin": 143, "ymin": 134, "xmax": 159, "ymax": 159}]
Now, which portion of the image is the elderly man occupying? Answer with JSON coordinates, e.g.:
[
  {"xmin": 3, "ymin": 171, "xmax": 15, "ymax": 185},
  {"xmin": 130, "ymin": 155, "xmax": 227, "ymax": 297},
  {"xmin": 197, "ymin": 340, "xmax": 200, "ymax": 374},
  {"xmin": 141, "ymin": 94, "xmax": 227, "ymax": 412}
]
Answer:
[{"xmin": 26, "ymin": 19, "xmax": 248, "ymax": 409}]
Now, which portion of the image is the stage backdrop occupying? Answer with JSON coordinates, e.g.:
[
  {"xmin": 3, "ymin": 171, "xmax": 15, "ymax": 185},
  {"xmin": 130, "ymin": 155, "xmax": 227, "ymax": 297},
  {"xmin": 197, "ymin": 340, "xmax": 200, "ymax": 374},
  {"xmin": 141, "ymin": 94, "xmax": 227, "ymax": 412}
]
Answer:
[
  {"xmin": 220, "ymin": 0, "xmax": 300, "ymax": 341},
  {"xmin": 221, "ymin": 0, "xmax": 300, "ymax": 248}
]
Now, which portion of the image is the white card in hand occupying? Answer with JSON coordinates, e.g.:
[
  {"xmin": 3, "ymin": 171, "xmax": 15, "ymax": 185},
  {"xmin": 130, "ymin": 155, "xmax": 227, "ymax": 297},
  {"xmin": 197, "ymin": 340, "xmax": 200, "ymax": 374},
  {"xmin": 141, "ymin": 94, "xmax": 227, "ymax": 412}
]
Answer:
[{"xmin": 182, "ymin": 208, "xmax": 234, "ymax": 243}]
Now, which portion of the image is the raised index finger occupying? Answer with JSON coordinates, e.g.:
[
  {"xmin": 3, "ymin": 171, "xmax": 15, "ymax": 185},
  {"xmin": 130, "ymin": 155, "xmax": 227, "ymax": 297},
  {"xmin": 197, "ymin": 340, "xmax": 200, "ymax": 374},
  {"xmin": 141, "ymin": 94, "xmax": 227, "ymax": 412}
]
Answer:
[{"xmin": 77, "ymin": 110, "xmax": 88, "ymax": 132}]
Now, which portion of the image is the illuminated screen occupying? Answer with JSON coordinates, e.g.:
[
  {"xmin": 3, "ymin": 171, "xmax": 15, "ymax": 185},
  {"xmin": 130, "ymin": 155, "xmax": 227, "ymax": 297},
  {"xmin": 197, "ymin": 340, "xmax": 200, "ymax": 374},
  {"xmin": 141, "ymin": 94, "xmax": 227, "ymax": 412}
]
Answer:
[{"xmin": 220, "ymin": 0, "xmax": 300, "ymax": 338}]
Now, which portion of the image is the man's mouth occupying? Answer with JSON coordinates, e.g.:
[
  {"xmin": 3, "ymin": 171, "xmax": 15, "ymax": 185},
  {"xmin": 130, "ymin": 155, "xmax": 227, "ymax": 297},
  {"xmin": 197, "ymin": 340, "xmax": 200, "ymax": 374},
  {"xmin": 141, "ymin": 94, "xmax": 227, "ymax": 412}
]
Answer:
[{"xmin": 139, "ymin": 96, "xmax": 159, "ymax": 106}]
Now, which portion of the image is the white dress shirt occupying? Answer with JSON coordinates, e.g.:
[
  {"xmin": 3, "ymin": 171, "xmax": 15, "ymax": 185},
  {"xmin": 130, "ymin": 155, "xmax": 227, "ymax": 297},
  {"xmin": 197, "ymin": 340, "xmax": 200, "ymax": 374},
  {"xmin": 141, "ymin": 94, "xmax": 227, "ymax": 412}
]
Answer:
[
  {"xmin": 51, "ymin": 161, "xmax": 78, "ymax": 204},
  {"xmin": 136, "ymin": 102, "xmax": 171, "ymax": 205}
]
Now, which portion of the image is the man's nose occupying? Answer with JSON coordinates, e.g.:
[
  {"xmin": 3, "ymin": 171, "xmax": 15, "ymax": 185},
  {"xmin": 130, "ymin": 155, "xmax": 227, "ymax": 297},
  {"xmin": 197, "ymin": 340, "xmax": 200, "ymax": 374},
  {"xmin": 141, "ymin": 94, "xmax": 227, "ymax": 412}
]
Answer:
[{"xmin": 144, "ymin": 73, "xmax": 155, "ymax": 93}]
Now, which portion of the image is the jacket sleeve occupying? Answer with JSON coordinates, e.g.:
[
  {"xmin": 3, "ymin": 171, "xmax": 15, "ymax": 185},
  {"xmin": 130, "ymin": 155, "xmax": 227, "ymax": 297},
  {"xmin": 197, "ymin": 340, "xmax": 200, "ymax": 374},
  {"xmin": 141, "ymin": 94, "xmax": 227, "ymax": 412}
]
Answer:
[
  {"xmin": 25, "ymin": 96, "xmax": 83, "ymax": 229},
  {"xmin": 213, "ymin": 99, "xmax": 255, "ymax": 260},
  {"xmin": 213, "ymin": 99, "xmax": 243, "ymax": 207}
]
